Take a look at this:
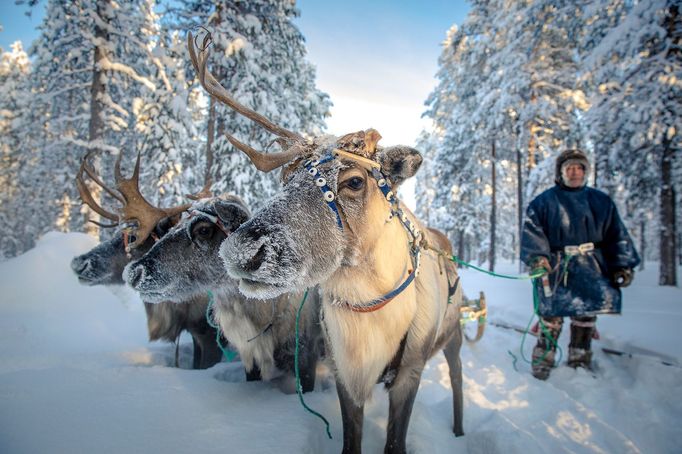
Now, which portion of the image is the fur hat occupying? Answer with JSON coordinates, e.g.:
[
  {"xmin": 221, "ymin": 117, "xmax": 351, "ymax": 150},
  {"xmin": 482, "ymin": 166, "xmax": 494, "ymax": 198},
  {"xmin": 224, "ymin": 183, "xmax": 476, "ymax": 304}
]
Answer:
[{"xmin": 555, "ymin": 149, "xmax": 590, "ymax": 186}]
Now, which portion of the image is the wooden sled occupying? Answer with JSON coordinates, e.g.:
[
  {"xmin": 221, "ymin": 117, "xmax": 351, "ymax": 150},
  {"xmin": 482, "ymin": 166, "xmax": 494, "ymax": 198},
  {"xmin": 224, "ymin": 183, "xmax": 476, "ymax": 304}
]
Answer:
[{"xmin": 460, "ymin": 291, "xmax": 487, "ymax": 343}]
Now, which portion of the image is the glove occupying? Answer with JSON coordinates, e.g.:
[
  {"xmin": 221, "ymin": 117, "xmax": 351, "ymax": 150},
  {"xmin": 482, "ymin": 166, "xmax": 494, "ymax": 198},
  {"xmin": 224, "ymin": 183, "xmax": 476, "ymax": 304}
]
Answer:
[
  {"xmin": 611, "ymin": 268, "xmax": 633, "ymax": 288},
  {"xmin": 530, "ymin": 256, "xmax": 551, "ymax": 274}
]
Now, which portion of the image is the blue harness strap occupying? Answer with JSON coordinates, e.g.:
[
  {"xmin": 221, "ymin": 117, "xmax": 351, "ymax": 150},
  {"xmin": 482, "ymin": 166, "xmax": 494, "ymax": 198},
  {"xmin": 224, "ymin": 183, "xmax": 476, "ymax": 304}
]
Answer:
[{"xmin": 305, "ymin": 153, "xmax": 344, "ymax": 229}]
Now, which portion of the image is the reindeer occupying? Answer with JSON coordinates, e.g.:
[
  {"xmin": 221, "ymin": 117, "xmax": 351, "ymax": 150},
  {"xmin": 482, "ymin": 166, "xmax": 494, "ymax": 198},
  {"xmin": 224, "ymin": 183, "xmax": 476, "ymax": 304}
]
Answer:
[
  {"xmin": 124, "ymin": 194, "xmax": 322, "ymax": 390},
  {"xmin": 187, "ymin": 32, "xmax": 463, "ymax": 453},
  {"xmin": 70, "ymin": 152, "xmax": 223, "ymax": 369}
]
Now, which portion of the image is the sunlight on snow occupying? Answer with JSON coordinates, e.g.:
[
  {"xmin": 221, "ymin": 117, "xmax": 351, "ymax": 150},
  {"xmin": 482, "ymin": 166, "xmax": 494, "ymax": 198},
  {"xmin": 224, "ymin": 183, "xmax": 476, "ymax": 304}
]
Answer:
[{"xmin": 460, "ymin": 366, "xmax": 530, "ymax": 411}]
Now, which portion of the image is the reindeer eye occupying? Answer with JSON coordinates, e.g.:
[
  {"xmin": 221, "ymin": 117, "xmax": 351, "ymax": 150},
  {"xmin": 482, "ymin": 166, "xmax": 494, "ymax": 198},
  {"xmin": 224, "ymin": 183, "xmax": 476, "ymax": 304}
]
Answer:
[
  {"xmin": 192, "ymin": 223, "xmax": 214, "ymax": 240},
  {"xmin": 345, "ymin": 176, "xmax": 365, "ymax": 191}
]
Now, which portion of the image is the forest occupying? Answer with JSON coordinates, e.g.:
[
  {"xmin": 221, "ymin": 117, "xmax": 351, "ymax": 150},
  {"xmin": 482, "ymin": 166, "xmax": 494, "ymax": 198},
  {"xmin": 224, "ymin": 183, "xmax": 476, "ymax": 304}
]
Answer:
[{"xmin": 0, "ymin": 0, "xmax": 680, "ymax": 285}]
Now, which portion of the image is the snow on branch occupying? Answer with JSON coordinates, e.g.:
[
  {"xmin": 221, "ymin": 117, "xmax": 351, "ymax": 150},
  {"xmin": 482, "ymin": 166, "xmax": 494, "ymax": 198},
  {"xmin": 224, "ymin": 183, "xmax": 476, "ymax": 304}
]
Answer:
[
  {"xmin": 98, "ymin": 56, "xmax": 156, "ymax": 91},
  {"xmin": 61, "ymin": 137, "xmax": 120, "ymax": 154}
]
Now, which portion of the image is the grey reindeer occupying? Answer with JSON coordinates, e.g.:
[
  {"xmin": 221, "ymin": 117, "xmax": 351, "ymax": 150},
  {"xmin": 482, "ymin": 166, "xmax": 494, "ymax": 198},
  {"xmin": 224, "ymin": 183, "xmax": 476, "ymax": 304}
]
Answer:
[
  {"xmin": 124, "ymin": 194, "xmax": 322, "ymax": 390},
  {"xmin": 187, "ymin": 32, "xmax": 464, "ymax": 454},
  {"xmin": 70, "ymin": 152, "xmax": 223, "ymax": 369}
]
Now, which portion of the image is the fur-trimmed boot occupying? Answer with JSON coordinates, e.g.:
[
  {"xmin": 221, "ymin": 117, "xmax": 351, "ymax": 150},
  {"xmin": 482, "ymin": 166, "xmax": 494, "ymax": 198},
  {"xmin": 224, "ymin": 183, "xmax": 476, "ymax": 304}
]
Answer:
[
  {"xmin": 568, "ymin": 316, "xmax": 597, "ymax": 369},
  {"xmin": 532, "ymin": 317, "xmax": 563, "ymax": 380}
]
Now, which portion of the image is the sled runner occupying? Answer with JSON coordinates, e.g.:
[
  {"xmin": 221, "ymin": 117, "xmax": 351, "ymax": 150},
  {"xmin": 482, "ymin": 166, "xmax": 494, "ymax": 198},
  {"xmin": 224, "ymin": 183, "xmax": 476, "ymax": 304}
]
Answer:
[{"xmin": 460, "ymin": 291, "xmax": 487, "ymax": 342}]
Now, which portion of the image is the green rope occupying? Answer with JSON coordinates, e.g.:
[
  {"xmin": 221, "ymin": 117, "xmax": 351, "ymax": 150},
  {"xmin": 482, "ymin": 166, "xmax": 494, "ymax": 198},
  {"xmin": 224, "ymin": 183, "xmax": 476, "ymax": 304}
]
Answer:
[
  {"xmin": 205, "ymin": 290, "xmax": 237, "ymax": 362},
  {"xmin": 295, "ymin": 289, "xmax": 332, "ymax": 439},
  {"xmin": 450, "ymin": 255, "xmax": 545, "ymax": 280},
  {"xmin": 520, "ymin": 284, "xmax": 563, "ymax": 366},
  {"xmin": 450, "ymin": 255, "xmax": 562, "ymax": 367}
]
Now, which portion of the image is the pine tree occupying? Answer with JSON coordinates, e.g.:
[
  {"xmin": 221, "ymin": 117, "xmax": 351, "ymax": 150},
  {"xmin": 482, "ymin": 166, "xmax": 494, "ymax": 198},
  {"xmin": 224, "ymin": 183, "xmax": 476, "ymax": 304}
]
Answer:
[
  {"xmin": 0, "ymin": 42, "xmax": 33, "ymax": 258},
  {"xmin": 582, "ymin": 0, "xmax": 681, "ymax": 285}
]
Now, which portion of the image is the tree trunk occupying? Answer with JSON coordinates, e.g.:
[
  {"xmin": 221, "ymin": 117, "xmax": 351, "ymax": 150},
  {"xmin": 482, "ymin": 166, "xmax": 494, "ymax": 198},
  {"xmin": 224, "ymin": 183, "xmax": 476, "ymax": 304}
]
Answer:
[
  {"xmin": 457, "ymin": 229, "xmax": 465, "ymax": 262},
  {"xmin": 659, "ymin": 139, "xmax": 677, "ymax": 286},
  {"xmin": 489, "ymin": 140, "xmax": 496, "ymax": 272},
  {"xmin": 516, "ymin": 145, "xmax": 523, "ymax": 272},
  {"xmin": 639, "ymin": 220, "xmax": 645, "ymax": 271},
  {"xmin": 84, "ymin": 0, "xmax": 110, "ymax": 237},
  {"xmin": 659, "ymin": 4, "xmax": 679, "ymax": 286}
]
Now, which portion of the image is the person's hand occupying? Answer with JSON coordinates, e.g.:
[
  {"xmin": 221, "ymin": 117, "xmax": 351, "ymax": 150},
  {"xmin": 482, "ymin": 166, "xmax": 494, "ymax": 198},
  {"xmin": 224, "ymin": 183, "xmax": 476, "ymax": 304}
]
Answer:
[
  {"xmin": 531, "ymin": 256, "xmax": 551, "ymax": 274},
  {"xmin": 611, "ymin": 268, "xmax": 633, "ymax": 287}
]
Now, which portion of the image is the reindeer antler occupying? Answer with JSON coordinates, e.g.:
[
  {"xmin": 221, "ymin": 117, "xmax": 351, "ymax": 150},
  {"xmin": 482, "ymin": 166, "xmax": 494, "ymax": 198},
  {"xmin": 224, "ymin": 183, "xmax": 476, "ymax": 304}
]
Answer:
[
  {"xmin": 113, "ymin": 152, "xmax": 191, "ymax": 249},
  {"xmin": 76, "ymin": 152, "xmax": 121, "ymax": 227},
  {"xmin": 186, "ymin": 176, "xmax": 213, "ymax": 201},
  {"xmin": 187, "ymin": 30, "xmax": 307, "ymax": 172}
]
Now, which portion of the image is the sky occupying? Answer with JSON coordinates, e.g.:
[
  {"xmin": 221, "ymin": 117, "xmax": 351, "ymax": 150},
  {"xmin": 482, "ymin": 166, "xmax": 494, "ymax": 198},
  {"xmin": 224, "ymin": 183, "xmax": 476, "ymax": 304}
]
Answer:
[{"xmin": 1, "ymin": 232, "xmax": 681, "ymax": 453}]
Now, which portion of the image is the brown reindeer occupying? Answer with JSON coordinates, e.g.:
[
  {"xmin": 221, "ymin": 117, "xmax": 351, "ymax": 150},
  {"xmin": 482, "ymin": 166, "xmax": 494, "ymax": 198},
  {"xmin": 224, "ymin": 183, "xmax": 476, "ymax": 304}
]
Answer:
[
  {"xmin": 71, "ymin": 152, "xmax": 223, "ymax": 369},
  {"xmin": 187, "ymin": 32, "xmax": 463, "ymax": 453}
]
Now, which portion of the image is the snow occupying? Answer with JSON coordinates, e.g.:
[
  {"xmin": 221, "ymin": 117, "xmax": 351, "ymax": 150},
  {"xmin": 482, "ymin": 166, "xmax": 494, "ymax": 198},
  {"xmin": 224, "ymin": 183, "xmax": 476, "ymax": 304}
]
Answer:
[{"xmin": 1, "ymin": 232, "xmax": 681, "ymax": 453}]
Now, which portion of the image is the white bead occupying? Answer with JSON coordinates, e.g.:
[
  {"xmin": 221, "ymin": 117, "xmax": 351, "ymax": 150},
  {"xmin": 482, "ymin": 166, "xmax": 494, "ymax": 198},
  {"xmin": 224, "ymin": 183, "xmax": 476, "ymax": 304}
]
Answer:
[
  {"xmin": 378, "ymin": 178, "xmax": 386, "ymax": 187},
  {"xmin": 308, "ymin": 167, "xmax": 318, "ymax": 176},
  {"xmin": 315, "ymin": 177, "xmax": 326, "ymax": 187},
  {"xmin": 324, "ymin": 191, "xmax": 335, "ymax": 202},
  {"xmin": 386, "ymin": 191, "xmax": 394, "ymax": 201},
  {"xmin": 311, "ymin": 160, "xmax": 319, "ymax": 166}
]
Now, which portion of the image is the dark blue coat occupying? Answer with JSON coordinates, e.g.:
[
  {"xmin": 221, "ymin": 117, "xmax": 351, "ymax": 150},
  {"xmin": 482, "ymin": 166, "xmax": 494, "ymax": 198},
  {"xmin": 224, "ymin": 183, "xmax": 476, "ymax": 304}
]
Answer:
[{"xmin": 521, "ymin": 185, "xmax": 640, "ymax": 317}]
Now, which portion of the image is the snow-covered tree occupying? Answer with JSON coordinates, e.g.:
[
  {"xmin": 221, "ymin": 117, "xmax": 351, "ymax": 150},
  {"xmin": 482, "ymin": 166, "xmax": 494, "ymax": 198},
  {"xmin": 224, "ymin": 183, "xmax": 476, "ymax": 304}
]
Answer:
[
  {"xmin": 15, "ymin": 0, "xmax": 188, "ymax": 242},
  {"xmin": 0, "ymin": 42, "xmax": 34, "ymax": 258},
  {"xmin": 581, "ymin": 0, "xmax": 681, "ymax": 285}
]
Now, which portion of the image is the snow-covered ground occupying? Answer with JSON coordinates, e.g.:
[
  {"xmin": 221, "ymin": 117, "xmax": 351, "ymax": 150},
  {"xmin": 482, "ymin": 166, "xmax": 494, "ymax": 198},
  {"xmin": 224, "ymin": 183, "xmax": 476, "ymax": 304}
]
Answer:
[{"xmin": 1, "ymin": 232, "xmax": 680, "ymax": 454}]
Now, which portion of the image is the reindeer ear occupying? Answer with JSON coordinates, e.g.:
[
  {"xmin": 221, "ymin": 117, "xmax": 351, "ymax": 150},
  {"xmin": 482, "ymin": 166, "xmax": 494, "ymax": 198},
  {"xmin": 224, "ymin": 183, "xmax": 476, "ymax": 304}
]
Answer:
[
  {"xmin": 214, "ymin": 199, "xmax": 251, "ymax": 232},
  {"xmin": 375, "ymin": 146, "xmax": 423, "ymax": 187}
]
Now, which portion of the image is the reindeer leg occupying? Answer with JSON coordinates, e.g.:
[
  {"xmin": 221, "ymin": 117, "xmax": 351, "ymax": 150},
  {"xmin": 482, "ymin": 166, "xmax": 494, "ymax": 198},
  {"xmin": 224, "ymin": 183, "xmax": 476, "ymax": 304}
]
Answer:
[
  {"xmin": 245, "ymin": 364, "xmax": 262, "ymax": 382},
  {"xmin": 384, "ymin": 363, "xmax": 425, "ymax": 454},
  {"xmin": 192, "ymin": 335, "xmax": 201, "ymax": 370},
  {"xmin": 337, "ymin": 380, "xmax": 364, "ymax": 454},
  {"xmin": 298, "ymin": 293, "xmax": 322, "ymax": 393},
  {"xmin": 192, "ymin": 332, "xmax": 223, "ymax": 369},
  {"xmin": 443, "ymin": 327, "xmax": 464, "ymax": 436}
]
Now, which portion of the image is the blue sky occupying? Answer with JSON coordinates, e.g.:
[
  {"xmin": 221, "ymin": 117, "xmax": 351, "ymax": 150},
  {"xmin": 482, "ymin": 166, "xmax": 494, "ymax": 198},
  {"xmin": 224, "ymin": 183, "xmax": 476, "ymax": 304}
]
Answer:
[
  {"xmin": 0, "ymin": 0, "xmax": 470, "ymax": 145},
  {"xmin": 294, "ymin": 0, "xmax": 469, "ymax": 143}
]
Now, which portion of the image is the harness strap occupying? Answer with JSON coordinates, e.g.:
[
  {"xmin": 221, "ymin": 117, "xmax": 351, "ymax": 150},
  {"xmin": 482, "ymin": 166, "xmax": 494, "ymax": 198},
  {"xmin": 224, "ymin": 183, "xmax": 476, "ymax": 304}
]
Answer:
[
  {"xmin": 345, "ymin": 268, "xmax": 416, "ymax": 313},
  {"xmin": 304, "ymin": 154, "xmax": 343, "ymax": 229},
  {"xmin": 309, "ymin": 149, "xmax": 422, "ymax": 312}
]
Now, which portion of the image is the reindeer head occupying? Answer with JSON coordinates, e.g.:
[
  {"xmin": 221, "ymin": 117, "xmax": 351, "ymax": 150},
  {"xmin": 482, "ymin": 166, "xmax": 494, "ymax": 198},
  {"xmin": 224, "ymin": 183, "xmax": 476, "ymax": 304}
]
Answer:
[
  {"xmin": 125, "ymin": 195, "xmax": 251, "ymax": 303},
  {"xmin": 187, "ymin": 31, "xmax": 423, "ymax": 299},
  {"xmin": 70, "ymin": 228, "xmax": 167, "ymax": 286},
  {"xmin": 71, "ymin": 152, "xmax": 198, "ymax": 284},
  {"xmin": 220, "ymin": 133, "xmax": 422, "ymax": 298}
]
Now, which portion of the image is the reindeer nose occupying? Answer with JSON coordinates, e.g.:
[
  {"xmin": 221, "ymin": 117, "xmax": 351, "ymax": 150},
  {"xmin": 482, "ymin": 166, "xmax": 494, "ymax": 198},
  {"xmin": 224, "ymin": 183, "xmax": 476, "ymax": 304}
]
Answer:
[
  {"xmin": 243, "ymin": 243, "xmax": 267, "ymax": 272},
  {"xmin": 71, "ymin": 256, "xmax": 90, "ymax": 275},
  {"xmin": 128, "ymin": 265, "xmax": 145, "ymax": 289}
]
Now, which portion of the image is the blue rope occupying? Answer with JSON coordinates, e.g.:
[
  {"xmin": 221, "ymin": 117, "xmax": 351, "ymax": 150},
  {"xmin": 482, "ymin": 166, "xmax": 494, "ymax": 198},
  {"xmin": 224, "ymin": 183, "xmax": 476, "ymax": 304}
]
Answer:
[
  {"xmin": 205, "ymin": 290, "xmax": 237, "ymax": 362},
  {"xmin": 295, "ymin": 289, "xmax": 332, "ymax": 439}
]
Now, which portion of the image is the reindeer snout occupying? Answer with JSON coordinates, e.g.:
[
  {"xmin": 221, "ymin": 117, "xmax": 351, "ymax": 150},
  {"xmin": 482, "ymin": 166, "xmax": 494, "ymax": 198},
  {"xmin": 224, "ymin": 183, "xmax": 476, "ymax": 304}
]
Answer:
[{"xmin": 70, "ymin": 256, "xmax": 90, "ymax": 275}]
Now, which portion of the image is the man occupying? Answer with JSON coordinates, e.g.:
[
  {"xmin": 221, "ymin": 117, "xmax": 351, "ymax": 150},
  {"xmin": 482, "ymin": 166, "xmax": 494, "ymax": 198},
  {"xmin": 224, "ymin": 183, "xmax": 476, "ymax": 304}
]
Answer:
[{"xmin": 520, "ymin": 149, "xmax": 640, "ymax": 380}]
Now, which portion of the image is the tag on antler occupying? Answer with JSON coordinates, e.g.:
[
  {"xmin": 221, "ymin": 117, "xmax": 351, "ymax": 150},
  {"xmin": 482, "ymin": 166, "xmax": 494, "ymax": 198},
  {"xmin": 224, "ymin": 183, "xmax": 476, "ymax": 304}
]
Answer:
[{"xmin": 337, "ymin": 128, "xmax": 382, "ymax": 158}]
